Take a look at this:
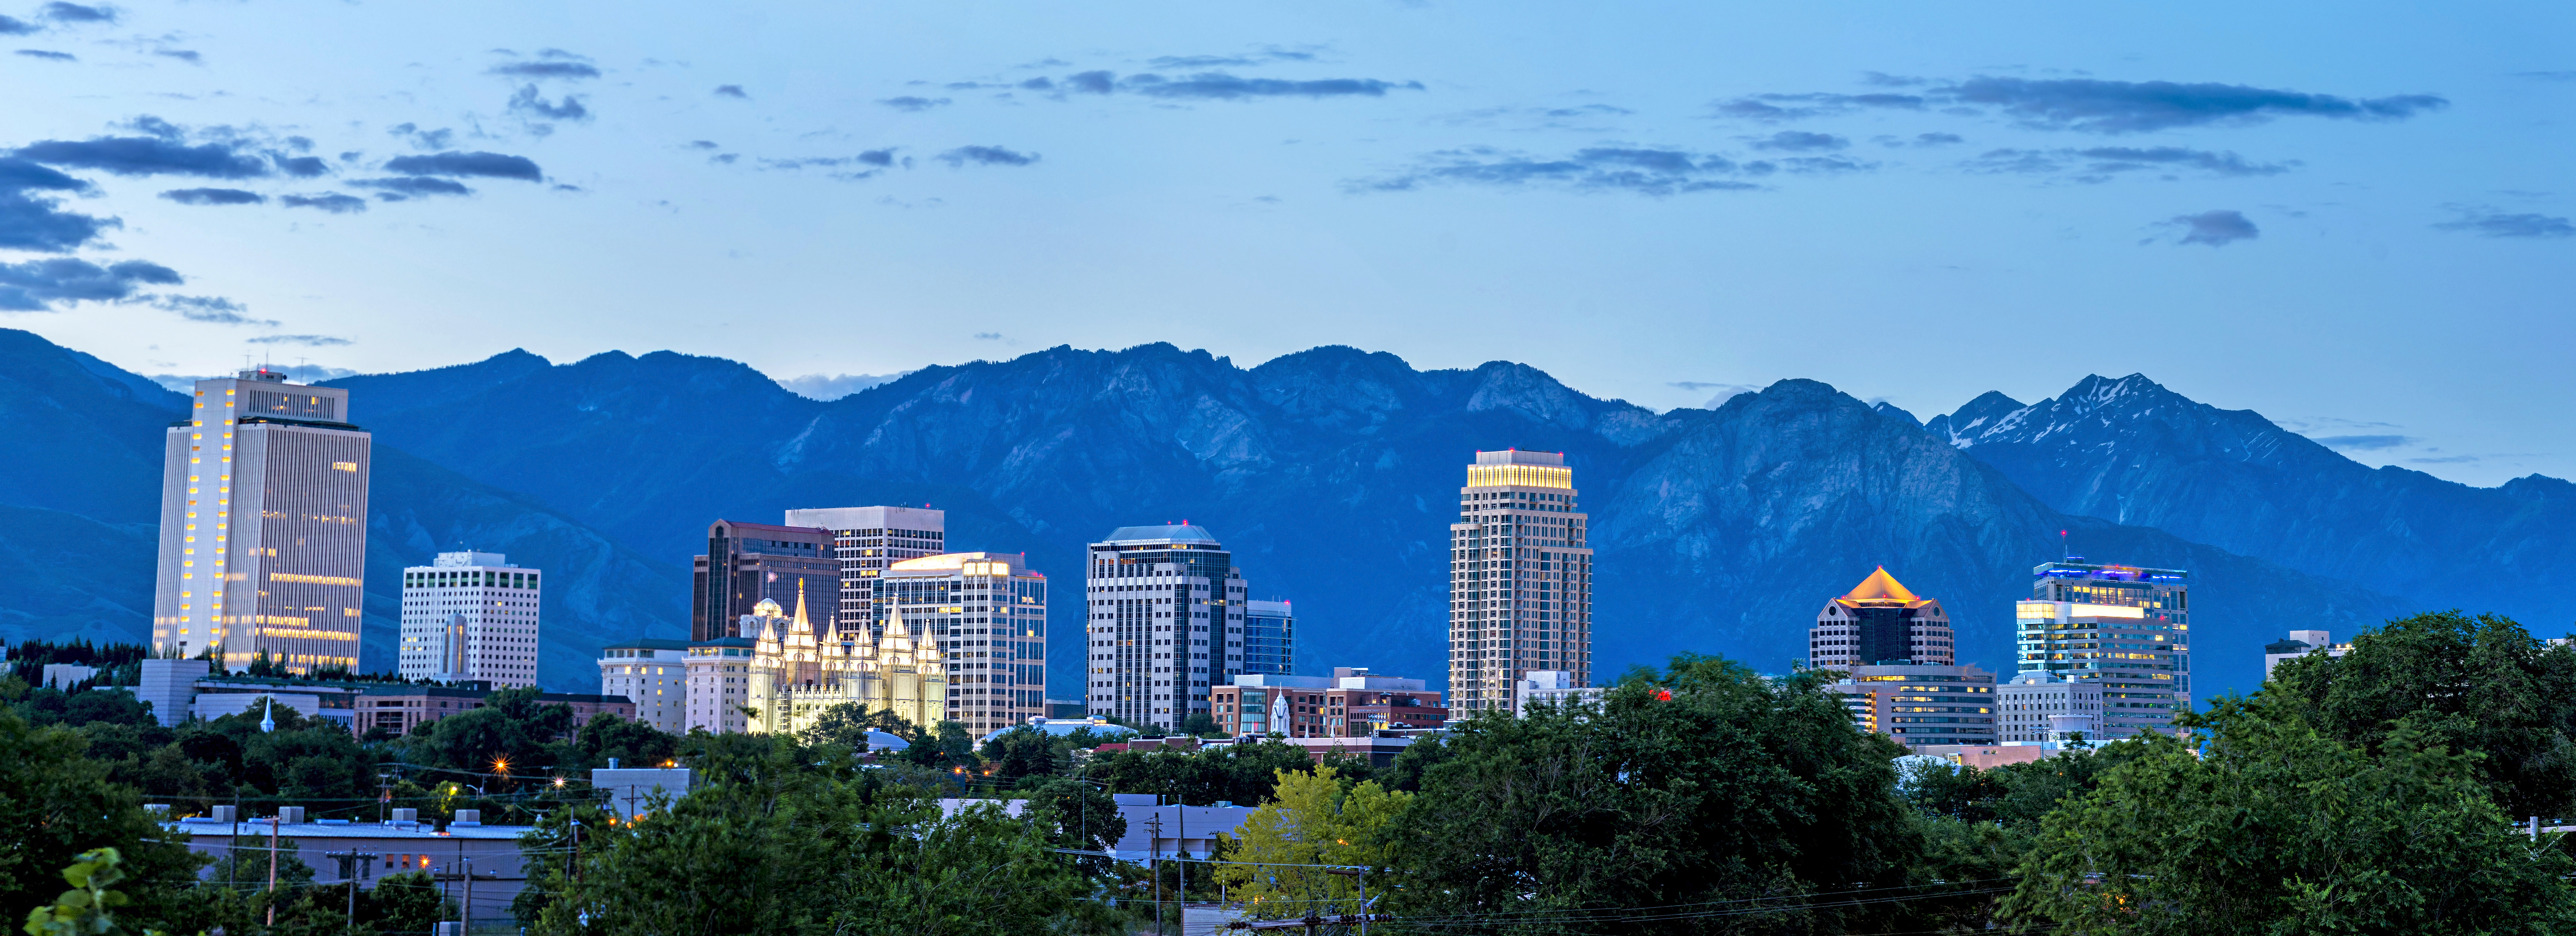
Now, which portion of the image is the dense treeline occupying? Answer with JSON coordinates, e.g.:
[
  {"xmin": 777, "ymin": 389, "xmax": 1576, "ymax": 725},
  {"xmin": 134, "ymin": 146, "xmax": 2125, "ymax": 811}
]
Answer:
[{"xmin": 13, "ymin": 610, "xmax": 2576, "ymax": 935}]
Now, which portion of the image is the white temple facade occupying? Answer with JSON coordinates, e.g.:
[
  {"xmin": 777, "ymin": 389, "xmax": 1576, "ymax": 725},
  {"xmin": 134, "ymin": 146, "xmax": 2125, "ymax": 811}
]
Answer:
[{"xmin": 738, "ymin": 581, "xmax": 946, "ymax": 736}]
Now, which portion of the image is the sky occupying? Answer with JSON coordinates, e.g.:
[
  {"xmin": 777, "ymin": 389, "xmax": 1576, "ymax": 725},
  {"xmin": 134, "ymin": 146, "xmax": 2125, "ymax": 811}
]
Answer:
[{"xmin": 2, "ymin": 1, "xmax": 2571, "ymax": 485}]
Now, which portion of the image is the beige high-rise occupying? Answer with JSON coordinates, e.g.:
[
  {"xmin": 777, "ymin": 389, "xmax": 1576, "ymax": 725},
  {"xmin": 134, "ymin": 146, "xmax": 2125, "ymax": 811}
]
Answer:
[
  {"xmin": 1447, "ymin": 450, "xmax": 1592, "ymax": 713},
  {"xmin": 150, "ymin": 368, "xmax": 369, "ymax": 675}
]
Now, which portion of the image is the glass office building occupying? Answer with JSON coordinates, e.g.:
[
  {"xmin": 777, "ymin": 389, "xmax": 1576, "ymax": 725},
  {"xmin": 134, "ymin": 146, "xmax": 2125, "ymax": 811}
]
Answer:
[{"xmin": 2015, "ymin": 559, "xmax": 2191, "ymax": 739}]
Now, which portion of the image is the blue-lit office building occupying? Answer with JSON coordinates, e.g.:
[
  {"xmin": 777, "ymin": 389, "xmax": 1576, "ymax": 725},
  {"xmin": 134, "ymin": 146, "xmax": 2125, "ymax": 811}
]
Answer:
[
  {"xmin": 1241, "ymin": 599, "xmax": 1294, "ymax": 677},
  {"xmin": 2014, "ymin": 559, "xmax": 2191, "ymax": 739}
]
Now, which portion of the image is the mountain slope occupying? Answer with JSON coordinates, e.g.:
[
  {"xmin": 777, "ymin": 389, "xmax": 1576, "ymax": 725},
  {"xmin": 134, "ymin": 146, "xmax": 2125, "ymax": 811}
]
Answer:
[
  {"xmin": 1927, "ymin": 374, "xmax": 2576, "ymax": 634},
  {"xmin": 0, "ymin": 329, "xmax": 692, "ymax": 681},
  {"xmin": 313, "ymin": 342, "xmax": 2412, "ymax": 695}
]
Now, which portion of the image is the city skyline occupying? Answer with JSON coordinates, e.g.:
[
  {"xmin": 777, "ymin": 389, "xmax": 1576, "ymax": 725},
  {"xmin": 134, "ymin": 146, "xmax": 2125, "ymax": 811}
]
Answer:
[{"xmin": 3, "ymin": 2, "xmax": 2569, "ymax": 487}]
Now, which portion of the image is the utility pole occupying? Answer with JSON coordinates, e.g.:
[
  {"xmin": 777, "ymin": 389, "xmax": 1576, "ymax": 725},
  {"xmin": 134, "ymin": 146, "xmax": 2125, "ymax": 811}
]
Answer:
[
  {"xmin": 1147, "ymin": 811, "xmax": 1165, "ymax": 935},
  {"xmin": 265, "ymin": 813, "xmax": 280, "ymax": 926},
  {"xmin": 461, "ymin": 856, "xmax": 473, "ymax": 936},
  {"xmin": 327, "ymin": 850, "xmax": 379, "ymax": 930}
]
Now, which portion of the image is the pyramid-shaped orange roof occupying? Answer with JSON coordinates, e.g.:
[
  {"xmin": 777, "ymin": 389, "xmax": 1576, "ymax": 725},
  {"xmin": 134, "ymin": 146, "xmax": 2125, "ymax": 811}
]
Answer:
[{"xmin": 1835, "ymin": 566, "xmax": 1934, "ymax": 608}]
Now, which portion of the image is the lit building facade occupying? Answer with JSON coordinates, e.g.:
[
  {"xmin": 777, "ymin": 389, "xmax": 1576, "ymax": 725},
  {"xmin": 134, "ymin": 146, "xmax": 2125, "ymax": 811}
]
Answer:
[
  {"xmin": 1997, "ymin": 671, "xmax": 2100, "ymax": 744},
  {"xmin": 150, "ymin": 368, "xmax": 370, "ymax": 675},
  {"xmin": 2016, "ymin": 560, "xmax": 2191, "ymax": 739},
  {"xmin": 398, "ymin": 551, "xmax": 541, "ymax": 688},
  {"xmin": 1828, "ymin": 663, "xmax": 1998, "ymax": 747},
  {"xmin": 735, "ymin": 580, "xmax": 947, "ymax": 737},
  {"xmin": 691, "ymin": 520, "xmax": 839, "ymax": 642},
  {"xmin": 781, "ymin": 505, "xmax": 946, "ymax": 635},
  {"xmin": 685, "ymin": 636, "xmax": 758, "ymax": 734},
  {"xmin": 1241, "ymin": 599, "xmax": 1293, "ymax": 676},
  {"xmin": 2263, "ymin": 629, "xmax": 2349, "ymax": 679},
  {"xmin": 1807, "ymin": 567, "xmax": 1957, "ymax": 668},
  {"xmin": 597, "ymin": 638, "xmax": 689, "ymax": 733},
  {"xmin": 1086, "ymin": 525, "xmax": 1252, "ymax": 732},
  {"xmin": 871, "ymin": 551, "xmax": 1044, "ymax": 737},
  {"xmin": 1448, "ymin": 450, "xmax": 1592, "ymax": 712}
]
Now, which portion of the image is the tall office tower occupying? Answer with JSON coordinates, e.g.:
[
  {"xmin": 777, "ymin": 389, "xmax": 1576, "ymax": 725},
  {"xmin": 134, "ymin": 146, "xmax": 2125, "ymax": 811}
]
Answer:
[
  {"xmin": 1085, "ymin": 525, "xmax": 1251, "ymax": 732},
  {"xmin": 782, "ymin": 505, "xmax": 946, "ymax": 635},
  {"xmin": 1447, "ymin": 450, "xmax": 1592, "ymax": 713},
  {"xmin": 1807, "ymin": 567, "xmax": 1957, "ymax": 668},
  {"xmin": 691, "ymin": 520, "xmax": 839, "ymax": 641},
  {"xmin": 872, "ymin": 552, "xmax": 1043, "ymax": 737},
  {"xmin": 150, "ymin": 368, "xmax": 370, "ymax": 675},
  {"xmin": 1241, "ymin": 599, "xmax": 1294, "ymax": 676},
  {"xmin": 398, "ymin": 552, "xmax": 542, "ymax": 688},
  {"xmin": 2018, "ymin": 559, "xmax": 2192, "ymax": 739}
]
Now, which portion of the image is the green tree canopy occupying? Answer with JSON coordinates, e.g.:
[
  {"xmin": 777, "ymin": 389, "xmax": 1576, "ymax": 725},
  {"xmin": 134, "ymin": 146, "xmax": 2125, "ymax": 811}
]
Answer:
[
  {"xmin": 1212, "ymin": 766, "xmax": 1409, "ymax": 919},
  {"xmin": 0, "ymin": 707, "xmax": 202, "ymax": 929},
  {"xmin": 1083, "ymin": 739, "xmax": 1326, "ymax": 806},
  {"xmin": 2004, "ymin": 695, "xmax": 2576, "ymax": 935},
  {"xmin": 2266, "ymin": 609, "xmax": 2576, "ymax": 818},
  {"xmin": 1386, "ymin": 654, "xmax": 1919, "ymax": 933}
]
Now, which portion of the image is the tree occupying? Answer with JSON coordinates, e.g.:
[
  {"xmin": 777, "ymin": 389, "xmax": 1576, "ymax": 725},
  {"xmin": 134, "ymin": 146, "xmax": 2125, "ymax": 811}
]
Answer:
[
  {"xmin": 0, "ymin": 708, "xmax": 201, "ymax": 930},
  {"xmin": 2003, "ymin": 695, "xmax": 2576, "ymax": 935},
  {"xmin": 2267, "ymin": 609, "xmax": 2576, "ymax": 817},
  {"xmin": 978, "ymin": 726, "xmax": 1062, "ymax": 781},
  {"xmin": 893, "ymin": 721, "xmax": 977, "ymax": 770},
  {"xmin": 1386, "ymin": 655, "xmax": 1919, "ymax": 933},
  {"xmin": 1084, "ymin": 738, "xmax": 1321, "ymax": 805},
  {"xmin": 363, "ymin": 871, "xmax": 454, "ymax": 935},
  {"xmin": 796, "ymin": 702, "xmax": 919, "ymax": 749},
  {"xmin": 1176, "ymin": 713, "xmax": 1219, "ymax": 737},
  {"xmin": 561, "ymin": 712, "xmax": 678, "ymax": 772},
  {"xmin": 1212, "ymin": 767, "xmax": 1409, "ymax": 919},
  {"xmin": 529, "ymin": 735, "xmax": 1119, "ymax": 935}
]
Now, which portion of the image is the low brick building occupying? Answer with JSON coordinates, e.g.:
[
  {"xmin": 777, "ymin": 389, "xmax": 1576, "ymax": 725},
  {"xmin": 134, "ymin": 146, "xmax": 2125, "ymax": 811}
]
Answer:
[{"xmin": 1214, "ymin": 667, "xmax": 1444, "ymax": 739}]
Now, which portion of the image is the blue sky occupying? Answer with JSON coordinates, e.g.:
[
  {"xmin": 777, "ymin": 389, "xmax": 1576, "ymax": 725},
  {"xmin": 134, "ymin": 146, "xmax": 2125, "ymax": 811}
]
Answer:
[{"xmin": 3, "ymin": 1, "xmax": 2571, "ymax": 484}]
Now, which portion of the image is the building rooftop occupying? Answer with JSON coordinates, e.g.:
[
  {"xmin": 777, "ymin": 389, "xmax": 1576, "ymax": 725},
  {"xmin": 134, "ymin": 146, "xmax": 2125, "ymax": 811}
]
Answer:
[
  {"xmin": 1099, "ymin": 524, "xmax": 1221, "ymax": 545},
  {"xmin": 1834, "ymin": 567, "xmax": 1934, "ymax": 609},
  {"xmin": 602, "ymin": 638, "xmax": 692, "ymax": 651}
]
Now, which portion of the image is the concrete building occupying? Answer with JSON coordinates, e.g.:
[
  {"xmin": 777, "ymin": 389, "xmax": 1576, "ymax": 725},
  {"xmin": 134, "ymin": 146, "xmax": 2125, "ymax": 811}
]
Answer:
[
  {"xmin": 598, "ymin": 638, "xmax": 690, "ymax": 733},
  {"xmin": 691, "ymin": 520, "xmax": 838, "ymax": 642},
  {"xmin": 130, "ymin": 659, "xmax": 629, "ymax": 736},
  {"xmin": 1515, "ymin": 669, "xmax": 1604, "ymax": 716},
  {"xmin": 1213, "ymin": 674, "xmax": 1331, "ymax": 738},
  {"xmin": 1828, "ymin": 663, "xmax": 1999, "ymax": 748},
  {"xmin": 1449, "ymin": 449, "xmax": 1593, "ymax": 713},
  {"xmin": 1241, "ymin": 599, "xmax": 1294, "ymax": 676},
  {"xmin": 593, "ymin": 767, "xmax": 690, "ymax": 819},
  {"xmin": 1995, "ymin": 671, "xmax": 2102, "ymax": 744},
  {"xmin": 151, "ymin": 368, "xmax": 370, "ymax": 675},
  {"xmin": 173, "ymin": 808, "xmax": 531, "ymax": 923},
  {"xmin": 2264, "ymin": 629, "xmax": 2351, "ymax": 679},
  {"xmin": 781, "ymin": 505, "xmax": 946, "ymax": 635},
  {"xmin": 685, "ymin": 636, "xmax": 758, "ymax": 734},
  {"xmin": 1808, "ymin": 567, "xmax": 1957, "ymax": 668},
  {"xmin": 1086, "ymin": 525, "xmax": 1253, "ymax": 732},
  {"xmin": 1321, "ymin": 668, "xmax": 1445, "ymax": 736},
  {"xmin": 355, "ymin": 686, "xmax": 631, "ymax": 737},
  {"xmin": 2016, "ymin": 559, "xmax": 2191, "ymax": 739},
  {"xmin": 398, "ymin": 551, "xmax": 541, "ymax": 688},
  {"xmin": 874, "ymin": 551, "xmax": 1042, "ymax": 737}
]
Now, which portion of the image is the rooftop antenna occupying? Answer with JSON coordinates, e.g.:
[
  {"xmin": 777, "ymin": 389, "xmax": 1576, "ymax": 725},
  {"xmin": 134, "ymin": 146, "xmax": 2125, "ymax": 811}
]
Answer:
[{"xmin": 2060, "ymin": 529, "xmax": 2069, "ymax": 560}]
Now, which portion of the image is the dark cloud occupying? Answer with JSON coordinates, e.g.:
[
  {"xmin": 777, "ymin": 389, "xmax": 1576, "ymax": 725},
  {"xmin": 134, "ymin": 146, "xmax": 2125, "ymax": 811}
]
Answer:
[
  {"xmin": 936, "ymin": 145, "xmax": 1037, "ymax": 167},
  {"xmin": 387, "ymin": 123, "xmax": 454, "ymax": 151},
  {"xmin": 159, "ymin": 187, "xmax": 264, "ymax": 205},
  {"xmin": 245, "ymin": 333, "xmax": 351, "ymax": 346},
  {"xmin": 1951, "ymin": 77, "xmax": 2446, "ymax": 133},
  {"xmin": 1713, "ymin": 76, "xmax": 2446, "ymax": 134},
  {"xmin": 0, "ymin": 258, "xmax": 178, "ymax": 311},
  {"xmin": 349, "ymin": 176, "xmax": 472, "ymax": 199},
  {"xmin": 38, "ymin": 2, "xmax": 113, "ymax": 23},
  {"xmin": 1914, "ymin": 132, "xmax": 1963, "ymax": 146},
  {"xmin": 279, "ymin": 192, "xmax": 365, "ymax": 213},
  {"xmin": 1750, "ymin": 131, "xmax": 1847, "ymax": 151},
  {"xmin": 14, "ymin": 131, "xmax": 269, "ymax": 178},
  {"xmin": 1966, "ymin": 146, "xmax": 2292, "ymax": 179},
  {"xmin": 507, "ymin": 84, "xmax": 589, "ymax": 121},
  {"xmin": 855, "ymin": 148, "xmax": 899, "ymax": 167},
  {"xmin": 0, "ymin": 15, "xmax": 33, "ymax": 34},
  {"xmin": 1116, "ymin": 71, "xmax": 1424, "ymax": 100},
  {"xmin": 2312, "ymin": 434, "xmax": 2415, "ymax": 451},
  {"xmin": 137, "ymin": 294, "xmax": 271, "ymax": 325},
  {"xmin": 1018, "ymin": 77, "xmax": 1054, "ymax": 91},
  {"xmin": 0, "ymin": 157, "xmax": 110, "ymax": 252},
  {"xmin": 2433, "ymin": 208, "xmax": 2575, "ymax": 239},
  {"xmin": 878, "ymin": 96, "xmax": 951, "ymax": 112},
  {"xmin": 14, "ymin": 49, "xmax": 73, "ymax": 61},
  {"xmin": 686, "ymin": 140, "xmax": 719, "ymax": 150},
  {"xmin": 154, "ymin": 49, "xmax": 200, "ymax": 64},
  {"xmin": 382, "ymin": 150, "xmax": 542, "ymax": 181},
  {"xmin": 2074, "ymin": 146, "xmax": 2292, "ymax": 177},
  {"xmin": 1357, "ymin": 146, "xmax": 1761, "ymax": 197},
  {"xmin": 1712, "ymin": 92, "xmax": 1926, "ymax": 120},
  {"xmin": 1067, "ymin": 70, "xmax": 1116, "ymax": 94},
  {"xmin": 713, "ymin": 84, "xmax": 747, "ymax": 99},
  {"xmin": 488, "ymin": 61, "xmax": 599, "ymax": 79},
  {"xmin": 270, "ymin": 153, "xmax": 329, "ymax": 177},
  {"xmin": 2168, "ymin": 209, "xmax": 2259, "ymax": 246}
]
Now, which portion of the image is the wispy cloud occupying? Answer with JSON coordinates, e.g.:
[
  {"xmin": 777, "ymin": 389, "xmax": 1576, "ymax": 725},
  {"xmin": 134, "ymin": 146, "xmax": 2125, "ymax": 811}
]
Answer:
[
  {"xmin": 2310, "ymin": 434, "xmax": 2415, "ymax": 451},
  {"xmin": 0, "ymin": 257, "xmax": 180, "ymax": 311},
  {"xmin": 2162, "ymin": 209, "xmax": 2259, "ymax": 247},
  {"xmin": 1355, "ymin": 145, "xmax": 1860, "ymax": 197},
  {"xmin": 280, "ymin": 192, "xmax": 365, "ymax": 213},
  {"xmin": 2433, "ymin": 206, "xmax": 2575, "ymax": 239},
  {"xmin": 878, "ymin": 96, "xmax": 951, "ymax": 112},
  {"xmin": 936, "ymin": 145, "xmax": 1037, "ymax": 167},
  {"xmin": 383, "ymin": 150, "xmax": 542, "ymax": 181},
  {"xmin": 246, "ymin": 333, "xmax": 352, "ymax": 346},
  {"xmin": 159, "ymin": 187, "xmax": 263, "ymax": 205},
  {"xmin": 1714, "ymin": 75, "xmax": 2445, "ymax": 133},
  {"xmin": 133, "ymin": 293, "xmax": 274, "ymax": 325}
]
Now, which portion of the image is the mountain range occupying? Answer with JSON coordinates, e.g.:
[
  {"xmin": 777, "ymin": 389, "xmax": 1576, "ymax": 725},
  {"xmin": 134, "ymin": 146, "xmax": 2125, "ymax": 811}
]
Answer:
[{"xmin": 1, "ymin": 327, "xmax": 2561, "ymax": 703}]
